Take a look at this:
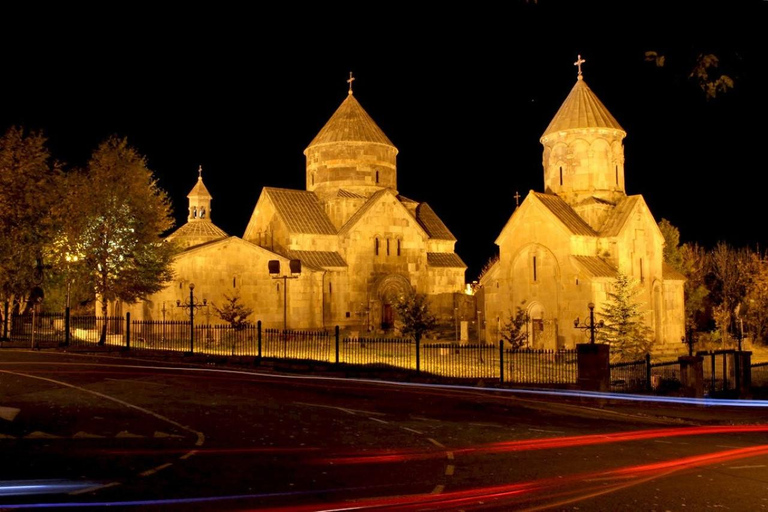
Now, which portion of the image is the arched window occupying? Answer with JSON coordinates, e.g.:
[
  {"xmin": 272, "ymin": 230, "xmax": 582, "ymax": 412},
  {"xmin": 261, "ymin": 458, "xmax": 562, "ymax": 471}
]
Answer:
[
  {"xmin": 397, "ymin": 239, "xmax": 401, "ymax": 256},
  {"xmin": 532, "ymin": 256, "xmax": 538, "ymax": 281},
  {"xmin": 375, "ymin": 238, "xmax": 379, "ymax": 255},
  {"xmin": 386, "ymin": 238, "xmax": 390, "ymax": 256},
  {"xmin": 329, "ymin": 282, "xmax": 332, "ymax": 294},
  {"xmin": 615, "ymin": 165, "xmax": 619, "ymax": 185},
  {"xmin": 559, "ymin": 167, "xmax": 563, "ymax": 186},
  {"xmin": 375, "ymin": 170, "xmax": 379, "ymax": 183},
  {"xmin": 233, "ymin": 276, "xmax": 236, "ymax": 288}
]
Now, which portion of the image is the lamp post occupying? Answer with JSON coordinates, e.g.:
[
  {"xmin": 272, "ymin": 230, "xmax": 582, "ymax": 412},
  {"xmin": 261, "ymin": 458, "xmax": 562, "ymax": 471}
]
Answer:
[
  {"xmin": 30, "ymin": 296, "xmax": 42, "ymax": 350},
  {"xmin": 574, "ymin": 302, "xmax": 603, "ymax": 344},
  {"xmin": 176, "ymin": 283, "xmax": 207, "ymax": 354},
  {"xmin": 268, "ymin": 260, "xmax": 301, "ymax": 332},
  {"xmin": 64, "ymin": 254, "xmax": 78, "ymax": 347}
]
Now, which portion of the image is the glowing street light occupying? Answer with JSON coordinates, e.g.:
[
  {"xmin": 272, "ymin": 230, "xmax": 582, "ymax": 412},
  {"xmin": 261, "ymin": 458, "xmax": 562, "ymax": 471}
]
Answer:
[
  {"xmin": 574, "ymin": 302, "xmax": 604, "ymax": 344},
  {"xmin": 176, "ymin": 283, "xmax": 207, "ymax": 354}
]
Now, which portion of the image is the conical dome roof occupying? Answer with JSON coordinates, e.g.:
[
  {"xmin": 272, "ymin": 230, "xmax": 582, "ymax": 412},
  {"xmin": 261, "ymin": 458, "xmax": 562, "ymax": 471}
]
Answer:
[
  {"xmin": 306, "ymin": 93, "xmax": 396, "ymax": 150},
  {"xmin": 541, "ymin": 78, "xmax": 625, "ymax": 139},
  {"xmin": 187, "ymin": 176, "xmax": 212, "ymax": 200}
]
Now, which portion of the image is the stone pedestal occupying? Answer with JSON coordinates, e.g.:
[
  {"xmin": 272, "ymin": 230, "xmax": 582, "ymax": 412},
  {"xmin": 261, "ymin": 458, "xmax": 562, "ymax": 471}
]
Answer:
[
  {"xmin": 678, "ymin": 356, "xmax": 704, "ymax": 398},
  {"xmin": 577, "ymin": 343, "xmax": 610, "ymax": 392},
  {"xmin": 736, "ymin": 351, "xmax": 752, "ymax": 397}
]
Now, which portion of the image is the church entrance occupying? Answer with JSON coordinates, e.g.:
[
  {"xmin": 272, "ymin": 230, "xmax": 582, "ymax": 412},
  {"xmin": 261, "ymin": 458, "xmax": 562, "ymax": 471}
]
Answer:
[
  {"xmin": 382, "ymin": 304, "xmax": 394, "ymax": 330},
  {"xmin": 374, "ymin": 274, "xmax": 413, "ymax": 333},
  {"xmin": 531, "ymin": 319, "xmax": 544, "ymax": 348}
]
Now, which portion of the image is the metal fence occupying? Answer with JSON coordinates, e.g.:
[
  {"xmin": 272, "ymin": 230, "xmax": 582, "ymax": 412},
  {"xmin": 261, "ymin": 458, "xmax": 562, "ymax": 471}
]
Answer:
[
  {"xmin": 341, "ymin": 337, "xmax": 416, "ymax": 370},
  {"xmin": 610, "ymin": 357, "xmax": 649, "ymax": 392},
  {"xmin": 423, "ymin": 343, "xmax": 499, "ymax": 379},
  {"xmin": 753, "ymin": 362, "xmax": 768, "ymax": 388},
  {"xmin": 505, "ymin": 348, "xmax": 578, "ymax": 385}
]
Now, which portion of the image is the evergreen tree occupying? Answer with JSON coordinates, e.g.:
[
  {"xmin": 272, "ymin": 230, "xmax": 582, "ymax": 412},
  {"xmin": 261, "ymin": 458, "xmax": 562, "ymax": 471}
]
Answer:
[
  {"xmin": 394, "ymin": 292, "xmax": 437, "ymax": 343},
  {"xmin": 597, "ymin": 272, "xmax": 654, "ymax": 361},
  {"xmin": 212, "ymin": 293, "xmax": 253, "ymax": 330},
  {"xmin": 499, "ymin": 304, "xmax": 529, "ymax": 349}
]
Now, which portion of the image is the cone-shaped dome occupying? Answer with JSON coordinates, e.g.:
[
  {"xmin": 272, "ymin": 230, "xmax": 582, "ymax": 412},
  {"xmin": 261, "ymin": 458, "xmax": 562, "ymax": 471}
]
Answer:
[
  {"xmin": 306, "ymin": 93, "xmax": 397, "ymax": 150},
  {"xmin": 541, "ymin": 78, "xmax": 625, "ymax": 139}
]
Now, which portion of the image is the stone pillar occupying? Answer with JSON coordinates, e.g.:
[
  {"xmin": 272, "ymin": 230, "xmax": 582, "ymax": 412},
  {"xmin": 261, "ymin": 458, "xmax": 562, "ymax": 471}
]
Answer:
[
  {"xmin": 577, "ymin": 343, "xmax": 610, "ymax": 392},
  {"xmin": 736, "ymin": 351, "xmax": 752, "ymax": 398},
  {"xmin": 678, "ymin": 356, "xmax": 704, "ymax": 398}
]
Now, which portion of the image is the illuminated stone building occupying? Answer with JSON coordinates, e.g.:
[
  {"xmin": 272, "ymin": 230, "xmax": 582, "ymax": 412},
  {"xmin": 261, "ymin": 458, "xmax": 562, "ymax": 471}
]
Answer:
[
  {"xmin": 137, "ymin": 79, "xmax": 466, "ymax": 330},
  {"xmin": 479, "ymin": 61, "xmax": 685, "ymax": 351}
]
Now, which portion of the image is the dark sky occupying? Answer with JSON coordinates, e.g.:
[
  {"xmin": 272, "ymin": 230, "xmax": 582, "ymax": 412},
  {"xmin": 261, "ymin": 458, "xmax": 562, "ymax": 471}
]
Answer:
[{"xmin": 3, "ymin": 2, "xmax": 766, "ymax": 280}]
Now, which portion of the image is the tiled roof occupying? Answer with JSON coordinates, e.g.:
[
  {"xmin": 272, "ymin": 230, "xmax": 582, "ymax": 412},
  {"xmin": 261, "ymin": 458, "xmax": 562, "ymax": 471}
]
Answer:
[
  {"xmin": 533, "ymin": 193, "xmax": 597, "ymax": 236},
  {"xmin": 542, "ymin": 78, "xmax": 625, "ymax": 138},
  {"xmin": 599, "ymin": 196, "xmax": 640, "ymax": 237},
  {"xmin": 166, "ymin": 221, "xmax": 227, "ymax": 243},
  {"xmin": 416, "ymin": 203, "xmax": 456, "ymax": 241},
  {"xmin": 571, "ymin": 255, "xmax": 617, "ymax": 278},
  {"xmin": 286, "ymin": 250, "xmax": 347, "ymax": 269},
  {"xmin": 337, "ymin": 189, "xmax": 366, "ymax": 199},
  {"xmin": 662, "ymin": 262, "xmax": 687, "ymax": 281},
  {"xmin": 338, "ymin": 189, "xmax": 389, "ymax": 235},
  {"xmin": 427, "ymin": 252, "xmax": 467, "ymax": 268},
  {"xmin": 306, "ymin": 93, "xmax": 396, "ymax": 149},
  {"xmin": 265, "ymin": 188, "xmax": 337, "ymax": 235}
]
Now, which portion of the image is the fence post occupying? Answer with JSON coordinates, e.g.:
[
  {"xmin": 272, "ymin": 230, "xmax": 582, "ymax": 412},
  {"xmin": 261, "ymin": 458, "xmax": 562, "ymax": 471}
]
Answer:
[
  {"xmin": 64, "ymin": 306, "xmax": 70, "ymax": 347},
  {"xmin": 499, "ymin": 340, "xmax": 504, "ymax": 384},
  {"xmin": 1, "ymin": 301, "xmax": 8, "ymax": 341},
  {"xmin": 416, "ymin": 334, "xmax": 421, "ymax": 373},
  {"xmin": 645, "ymin": 353, "xmax": 651, "ymax": 392},
  {"xmin": 125, "ymin": 312, "xmax": 130, "ymax": 350},
  {"xmin": 335, "ymin": 325, "xmax": 340, "ymax": 364},
  {"xmin": 257, "ymin": 320, "xmax": 262, "ymax": 360}
]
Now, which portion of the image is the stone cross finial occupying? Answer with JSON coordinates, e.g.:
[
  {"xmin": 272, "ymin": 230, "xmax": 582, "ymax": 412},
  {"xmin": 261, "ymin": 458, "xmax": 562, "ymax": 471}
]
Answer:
[
  {"xmin": 198, "ymin": 165, "xmax": 203, "ymax": 179},
  {"xmin": 574, "ymin": 54, "xmax": 586, "ymax": 80},
  {"xmin": 347, "ymin": 71, "xmax": 355, "ymax": 95},
  {"xmin": 514, "ymin": 191, "xmax": 521, "ymax": 207}
]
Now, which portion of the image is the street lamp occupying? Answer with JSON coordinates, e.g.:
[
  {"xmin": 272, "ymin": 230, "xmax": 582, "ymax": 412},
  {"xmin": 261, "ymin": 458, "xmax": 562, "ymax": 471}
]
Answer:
[
  {"xmin": 63, "ymin": 254, "xmax": 78, "ymax": 347},
  {"xmin": 268, "ymin": 260, "xmax": 301, "ymax": 332},
  {"xmin": 176, "ymin": 283, "xmax": 207, "ymax": 354},
  {"xmin": 574, "ymin": 302, "xmax": 604, "ymax": 344}
]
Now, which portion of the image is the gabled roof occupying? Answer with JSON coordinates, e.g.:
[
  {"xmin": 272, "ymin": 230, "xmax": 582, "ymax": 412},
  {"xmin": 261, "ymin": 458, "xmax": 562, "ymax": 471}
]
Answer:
[
  {"xmin": 415, "ymin": 203, "xmax": 456, "ymax": 241},
  {"xmin": 264, "ymin": 187, "xmax": 337, "ymax": 235},
  {"xmin": 662, "ymin": 262, "xmax": 687, "ymax": 281},
  {"xmin": 571, "ymin": 255, "xmax": 618, "ymax": 278},
  {"xmin": 305, "ymin": 93, "xmax": 396, "ymax": 150},
  {"xmin": 337, "ymin": 189, "xmax": 366, "ymax": 199},
  {"xmin": 599, "ymin": 195, "xmax": 641, "ymax": 237},
  {"xmin": 338, "ymin": 189, "xmax": 389, "ymax": 236},
  {"xmin": 427, "ymin": 252, "xmax": 467, "ymax": 268},
  {"xmin": 285, "ymin": 250, "xmax": 347, "ymax": 270},
  {"xmin": 533, "ymin": 192, "xmax": 597, "ymax": 236},
  {"xmin": 541, "ymin": 78, "xmax": 625, "ymax": 139}
]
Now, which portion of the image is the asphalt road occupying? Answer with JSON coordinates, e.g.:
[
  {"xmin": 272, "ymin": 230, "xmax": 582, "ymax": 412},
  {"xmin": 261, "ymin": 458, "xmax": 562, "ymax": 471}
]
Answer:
[{"xmin": 1, "ymin": 349, "xmax": 767, "ymax": 511}]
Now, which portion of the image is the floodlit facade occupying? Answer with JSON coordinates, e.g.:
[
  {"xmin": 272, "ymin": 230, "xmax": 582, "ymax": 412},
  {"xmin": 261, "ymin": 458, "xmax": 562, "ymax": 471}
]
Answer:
[
  {"xmin": 135, "ymin": 83, "xmax": 467, "ymax": 330},
  {"xmin": 479, "ymin": 66, "xmax": 685, "ymax": 351}
]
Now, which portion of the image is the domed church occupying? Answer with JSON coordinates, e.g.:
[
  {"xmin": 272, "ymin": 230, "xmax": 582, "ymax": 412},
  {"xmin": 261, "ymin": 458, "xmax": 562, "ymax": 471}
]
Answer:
[{"xmin": 479, "ymin": 58, "xmax": 685, "ymax": 350}]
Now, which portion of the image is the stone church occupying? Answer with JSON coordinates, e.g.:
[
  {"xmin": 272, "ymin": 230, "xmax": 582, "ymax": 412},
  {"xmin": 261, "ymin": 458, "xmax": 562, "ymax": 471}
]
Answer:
[
  {"xmin": 478, "ymin": 61, "xmax": 685, "ymax": 351},
  {"xmin": 135, "ymin": 78, "xmax": 467, "ymax": 331}
]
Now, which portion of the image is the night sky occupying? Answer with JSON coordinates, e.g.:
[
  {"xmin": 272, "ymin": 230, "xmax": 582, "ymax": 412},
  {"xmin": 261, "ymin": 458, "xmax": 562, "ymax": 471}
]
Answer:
[{"xmin": 3, "ymin": 2, "xmax": 766, "ymax": 280}]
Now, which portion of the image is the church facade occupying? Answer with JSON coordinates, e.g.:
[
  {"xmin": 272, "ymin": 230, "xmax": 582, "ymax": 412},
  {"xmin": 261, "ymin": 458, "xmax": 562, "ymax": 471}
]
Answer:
[
  {"xmin": 134, "ymin": 80, "xmax": 467, "ymax": 331},
  {"xmin": 479, "ymin": 63, "xmax": 685, "ymax": 351}
]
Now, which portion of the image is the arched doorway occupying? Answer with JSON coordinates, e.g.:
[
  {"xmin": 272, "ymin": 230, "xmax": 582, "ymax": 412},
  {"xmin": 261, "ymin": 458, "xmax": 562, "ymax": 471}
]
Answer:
[
  {"xmin": 528, "ymin": 302, "xmax": 545, "ymax": 349},
  {"xmin": 375, "ymin": 274, "xmax": 412, "ymax": 330}
]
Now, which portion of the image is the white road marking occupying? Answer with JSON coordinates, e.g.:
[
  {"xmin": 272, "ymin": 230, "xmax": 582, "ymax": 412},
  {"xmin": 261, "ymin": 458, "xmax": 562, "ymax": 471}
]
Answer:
[
  {"xmin": 654, "ymin": 440, "xmax": 674, "ymax": 444},
  {"xmin": 445, "ymin": 465, "xmax": 455, "ymax": 476},
  {"xmin": 25, "ymin": 431, "xmax": 61, "ymax": 439},
  {"xmin": 105, "ymin": 378, "xmax": 167, "ymax": 386},
  {"xmin": 447, "ymin": 451, "xmax": 454, "ymax": 461},
  {"xmin": 427, "ymin": 438, "xmax": 445, "ymax": 448},
  {"xmin": 730, "ymin": 465, "xmax": 766, "ymax": 470},
  {"xmin": 717, "ymin": 445, "xmax": 742, "ymax": 449},
  {"xmin": 528, "ymin": 428, "xmax": 565, "ymax": 434},
  {"xmin": 116, "ymin": 431, "xmax": 144, "ymax": 438},
  {"xmin": 470, "ymin": 422, "xmax": 505, "ymax": 428},
  {"xmin": 139, "ymin": 462, "xmax": 173, "ymax": 477},
  {"xmin": 294, "ymin": 402, "xmax": 386, "ymax": 416},
  {"xmin": 180, "ymin": 450, "xmax": 198, "ymax": 460},
  {"xmin": 0, "ymin": 406, "xmax": 20, "ymax": 421},
  {"xmin": 73, "ymin": 431, "xmax": 105, "ymax": 438},
  {"xmin": 431, "ymin": 484, "xmax": 444, "ymax": 494},
  {"xmin": 0, "ymin": 369, "xmax": 205, "ymax": 447},
  {"xmin": 69, "ymin": 481, "xmax": 121, "ymax": 495},
  {"xmin": 368, "ymin": 417, "xmax": 389, "ymax": 424},
  {"xmin": 401, "ymin": 427, "xmax": 424, "ymax": 435},
  {"xmin": 154, "ymin": 431, "xmax": 184, "ymax": 438}
]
